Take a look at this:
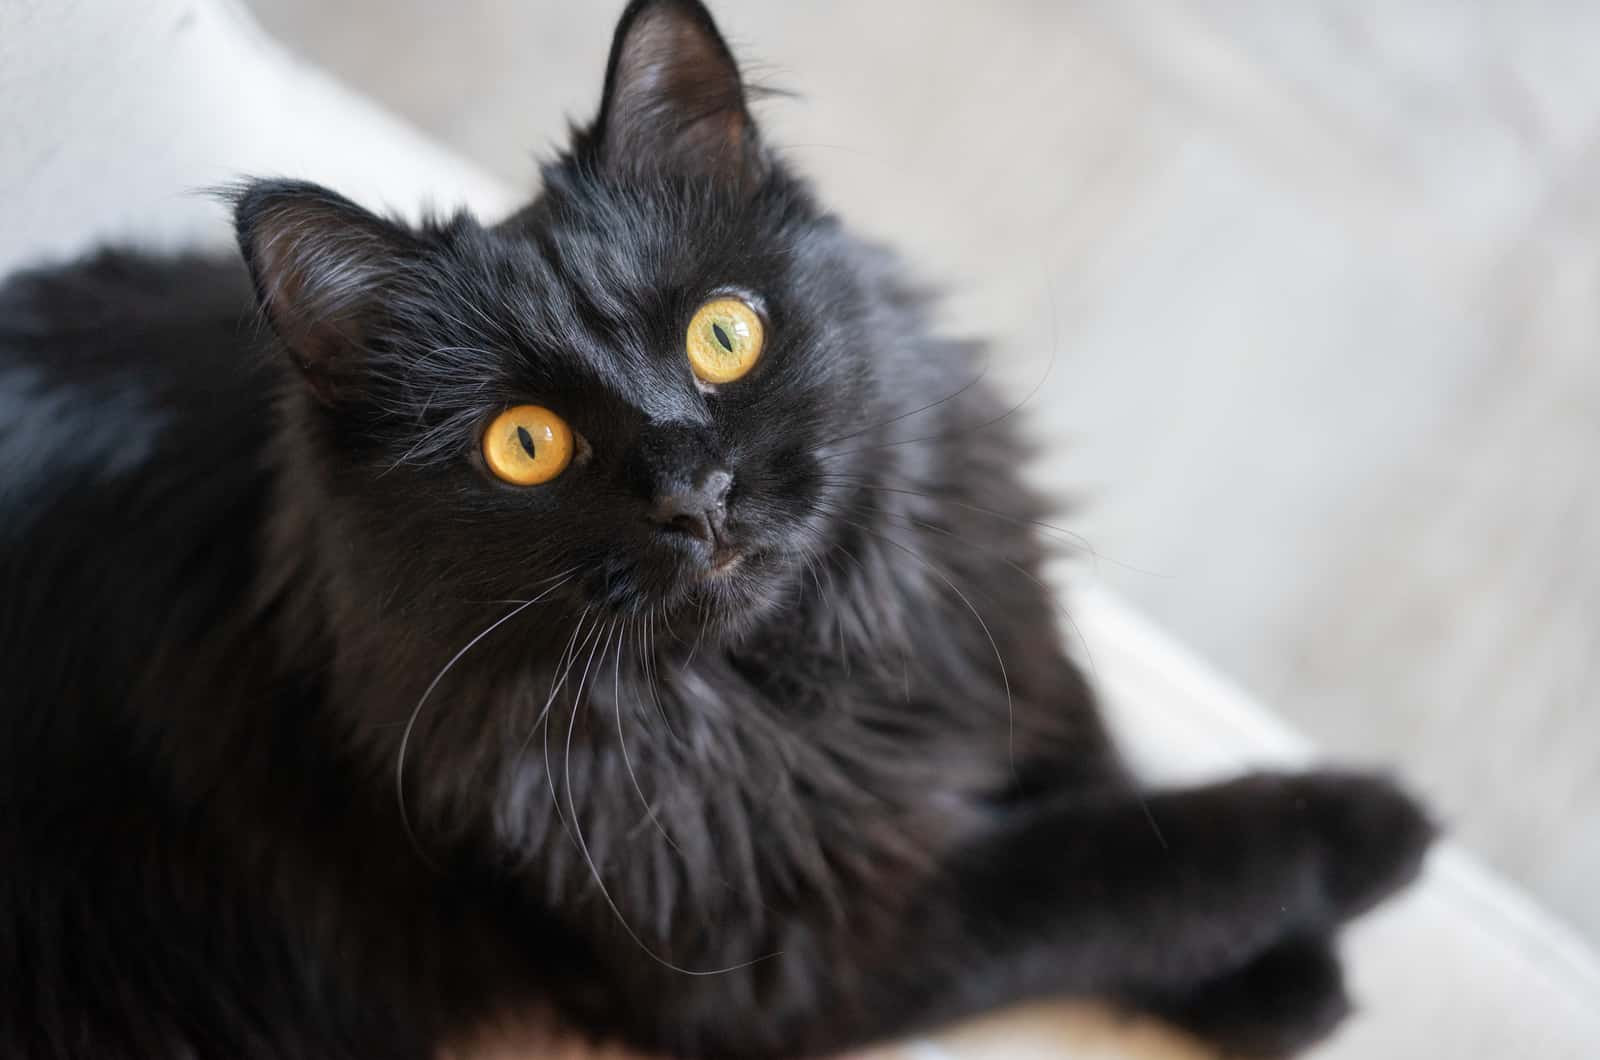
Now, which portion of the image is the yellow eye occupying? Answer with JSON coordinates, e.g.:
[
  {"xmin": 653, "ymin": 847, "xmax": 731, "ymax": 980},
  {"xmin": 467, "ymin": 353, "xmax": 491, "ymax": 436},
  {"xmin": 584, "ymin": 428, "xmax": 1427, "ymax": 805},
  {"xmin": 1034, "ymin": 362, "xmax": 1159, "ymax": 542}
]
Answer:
[
  {"xmin": 686, "ymin": 297, "xmax": 765, "ymax": 384},
  {"xmin": 482, "ymin": 405, "xmax": 573, "ymax": 486}
]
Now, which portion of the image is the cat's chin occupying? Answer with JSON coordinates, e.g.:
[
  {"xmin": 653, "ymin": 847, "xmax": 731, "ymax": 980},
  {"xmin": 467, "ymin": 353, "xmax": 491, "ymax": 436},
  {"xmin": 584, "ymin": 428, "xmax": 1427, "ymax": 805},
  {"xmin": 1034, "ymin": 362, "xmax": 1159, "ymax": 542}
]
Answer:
[{"xmin": 611, "ymin": 544, "xmax": 792, "ymax": 641}]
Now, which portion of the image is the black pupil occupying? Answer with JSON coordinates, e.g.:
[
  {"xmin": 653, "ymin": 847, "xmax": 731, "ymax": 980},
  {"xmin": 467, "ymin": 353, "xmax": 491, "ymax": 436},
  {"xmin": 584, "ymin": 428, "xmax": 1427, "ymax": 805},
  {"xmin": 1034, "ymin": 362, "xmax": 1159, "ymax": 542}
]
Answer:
[
  {"xmin": 516, "ymin": 425, "xmax": 538, "ymax": 460},
  {"xmin": 712, "ymin": 322, "xmax": 734, "ymax": 353}
]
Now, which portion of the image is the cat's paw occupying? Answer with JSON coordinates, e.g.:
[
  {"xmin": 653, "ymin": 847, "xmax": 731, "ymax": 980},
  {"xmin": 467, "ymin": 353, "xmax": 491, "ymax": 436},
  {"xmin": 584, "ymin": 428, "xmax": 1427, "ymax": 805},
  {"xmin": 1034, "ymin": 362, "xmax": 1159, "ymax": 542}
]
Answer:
[
  {"xmin": 1289, "ymin": 771, "xmax": 1437, "ymax": 924},
  {"xmin": 1146, "ymin": 934, "xmax": 1350, "ymax": 1058}
]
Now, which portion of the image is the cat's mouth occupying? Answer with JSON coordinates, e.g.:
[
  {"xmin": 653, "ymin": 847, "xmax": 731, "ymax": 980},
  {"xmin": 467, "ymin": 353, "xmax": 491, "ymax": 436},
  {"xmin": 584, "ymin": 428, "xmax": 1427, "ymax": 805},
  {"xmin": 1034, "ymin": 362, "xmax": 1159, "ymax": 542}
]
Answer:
[
  {"xmin": 618, "ymin": 538, "xmax": 759, "ymax": 612},
  {"xmin": 706, "ymin": 547, "xmax": 745, "ymax": 577}
]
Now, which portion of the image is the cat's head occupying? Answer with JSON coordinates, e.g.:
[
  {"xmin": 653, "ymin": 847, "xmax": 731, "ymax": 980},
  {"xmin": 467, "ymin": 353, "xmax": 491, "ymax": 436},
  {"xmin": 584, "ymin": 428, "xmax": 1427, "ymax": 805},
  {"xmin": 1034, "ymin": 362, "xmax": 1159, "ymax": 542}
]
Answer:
[{"xmin": 234, "ymin": 0, "xmax": 938, "ymax": 643}]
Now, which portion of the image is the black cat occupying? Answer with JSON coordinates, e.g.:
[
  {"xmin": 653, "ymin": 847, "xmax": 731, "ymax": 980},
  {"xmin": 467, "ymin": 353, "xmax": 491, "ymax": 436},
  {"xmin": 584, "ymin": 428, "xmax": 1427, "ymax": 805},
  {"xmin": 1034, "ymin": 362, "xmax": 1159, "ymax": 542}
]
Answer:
[{"xmin": 0, "ymin": 2, "xmax": 1433, "ymax": 1057}]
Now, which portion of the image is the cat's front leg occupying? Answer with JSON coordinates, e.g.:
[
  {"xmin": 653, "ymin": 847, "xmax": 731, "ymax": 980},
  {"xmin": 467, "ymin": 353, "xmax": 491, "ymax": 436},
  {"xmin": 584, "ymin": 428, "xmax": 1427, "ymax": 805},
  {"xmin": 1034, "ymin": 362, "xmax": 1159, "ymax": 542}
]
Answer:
[
  {"xmin": 859, "ymin": 770, "xmax": 1434, "ymax": 1053},
  {"xmin": 565, "ymin": 772, "xmax": 1429, "ymax": 1059},
  {"xmin": 1131, "ymin": 932, "xmax": 1351, "ymax": 1057}
]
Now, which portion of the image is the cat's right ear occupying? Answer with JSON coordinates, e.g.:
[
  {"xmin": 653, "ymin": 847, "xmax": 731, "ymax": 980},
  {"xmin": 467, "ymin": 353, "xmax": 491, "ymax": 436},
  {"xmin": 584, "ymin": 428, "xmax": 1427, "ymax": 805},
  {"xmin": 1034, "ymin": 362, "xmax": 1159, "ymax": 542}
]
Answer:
[{"xmin": 231, "ymin": 180, "xmax": 417, "ymax": 400}]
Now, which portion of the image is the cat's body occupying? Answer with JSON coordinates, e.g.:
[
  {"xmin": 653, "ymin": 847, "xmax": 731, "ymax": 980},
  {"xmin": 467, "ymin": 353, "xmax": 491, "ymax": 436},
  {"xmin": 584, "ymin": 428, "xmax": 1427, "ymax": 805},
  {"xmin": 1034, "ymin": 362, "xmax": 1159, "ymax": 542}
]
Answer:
[{"xmin": 0, "ymin": 3, "xmax": 1432, "ymax": 1058}]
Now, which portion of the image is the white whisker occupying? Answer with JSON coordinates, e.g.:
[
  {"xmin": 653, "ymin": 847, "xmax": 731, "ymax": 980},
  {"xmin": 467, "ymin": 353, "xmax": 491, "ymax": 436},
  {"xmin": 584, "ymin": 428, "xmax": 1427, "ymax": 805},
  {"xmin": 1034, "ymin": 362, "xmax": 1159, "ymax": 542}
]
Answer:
[
  {"xmin": 563, "ymin": 616, "xmax": 780, "ymax": 977},
  {"xmin": 395, "ymin": 567, "xmax": 576, "ymax": 870}
]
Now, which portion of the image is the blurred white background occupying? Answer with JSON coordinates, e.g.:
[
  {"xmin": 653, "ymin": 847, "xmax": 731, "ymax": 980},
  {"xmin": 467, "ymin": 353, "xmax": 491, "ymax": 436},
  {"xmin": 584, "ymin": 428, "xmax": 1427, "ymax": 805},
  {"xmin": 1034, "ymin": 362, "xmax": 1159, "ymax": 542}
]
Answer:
[{"xmin": 246, "ymin": 0, "xmax": 1600, "ymax": 942}]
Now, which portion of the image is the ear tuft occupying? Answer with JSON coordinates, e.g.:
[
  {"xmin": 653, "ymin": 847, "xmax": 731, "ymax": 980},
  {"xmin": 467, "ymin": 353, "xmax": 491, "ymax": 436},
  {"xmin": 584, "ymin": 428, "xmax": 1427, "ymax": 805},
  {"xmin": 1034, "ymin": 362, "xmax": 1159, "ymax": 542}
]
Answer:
[
  {"xmin": 590, "ymin": 0, "xmax": 759, "ymax": 182},
  {"xmin": 229, "ymin": 180, "xmax": 415, "ymax": 393}
]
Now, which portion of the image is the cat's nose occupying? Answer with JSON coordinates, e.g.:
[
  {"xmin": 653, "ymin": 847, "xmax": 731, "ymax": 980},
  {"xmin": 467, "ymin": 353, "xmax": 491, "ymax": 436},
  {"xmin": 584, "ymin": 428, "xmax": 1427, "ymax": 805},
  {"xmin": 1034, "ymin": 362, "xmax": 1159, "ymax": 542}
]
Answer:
[{"xmin": 650, "ymin": 469, "xmax": 733, "ymax": 544}]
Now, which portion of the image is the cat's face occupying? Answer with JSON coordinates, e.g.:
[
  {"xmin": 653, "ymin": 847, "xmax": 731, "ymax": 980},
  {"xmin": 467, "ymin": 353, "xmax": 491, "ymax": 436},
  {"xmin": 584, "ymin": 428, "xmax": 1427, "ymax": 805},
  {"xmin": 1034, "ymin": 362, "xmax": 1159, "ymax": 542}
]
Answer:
[{"xmin": 236, "ymin": 0, "xmax": 911, "ymax": 640}]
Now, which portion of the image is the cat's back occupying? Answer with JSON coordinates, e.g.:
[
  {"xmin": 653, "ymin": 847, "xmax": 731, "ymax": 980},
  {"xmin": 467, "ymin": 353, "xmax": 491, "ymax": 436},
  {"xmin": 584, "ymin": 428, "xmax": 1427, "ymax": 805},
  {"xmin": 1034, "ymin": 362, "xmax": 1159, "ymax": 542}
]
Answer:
[
  {"xmin": 0, "ymin": 247, "xmax": 267, "ymax": 500},
  {"xmin": 0, "ymin": 249, "xmax": 274, "ymax": 726}
]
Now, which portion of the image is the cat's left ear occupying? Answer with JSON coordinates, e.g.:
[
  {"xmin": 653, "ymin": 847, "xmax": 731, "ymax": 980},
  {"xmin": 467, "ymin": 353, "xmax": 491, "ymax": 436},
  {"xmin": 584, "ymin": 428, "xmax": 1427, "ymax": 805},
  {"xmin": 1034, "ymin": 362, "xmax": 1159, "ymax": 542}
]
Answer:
[{"xmin": 588, "ymin": 0, "xmax": 763, "ymax": 183}]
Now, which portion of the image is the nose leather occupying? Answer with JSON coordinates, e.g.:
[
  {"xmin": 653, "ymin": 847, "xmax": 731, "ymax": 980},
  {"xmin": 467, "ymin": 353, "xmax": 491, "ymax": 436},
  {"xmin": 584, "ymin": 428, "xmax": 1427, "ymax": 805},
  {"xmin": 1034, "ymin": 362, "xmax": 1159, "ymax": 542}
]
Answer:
[{"xmin": 650, "ymin": 468, "xmax": 732, "ymax": 544}]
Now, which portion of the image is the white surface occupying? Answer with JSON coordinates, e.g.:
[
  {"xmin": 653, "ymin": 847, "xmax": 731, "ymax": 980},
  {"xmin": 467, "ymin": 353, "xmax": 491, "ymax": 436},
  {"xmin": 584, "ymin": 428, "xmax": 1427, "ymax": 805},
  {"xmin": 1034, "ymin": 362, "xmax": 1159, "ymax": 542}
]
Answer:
[
  {"xmin": 2, "ymin": 1, "xmax": 1596, "ymax": 1055},
  {"xmin": 0, "ymin": 0, "xmax": 514, "ymax": 274}
]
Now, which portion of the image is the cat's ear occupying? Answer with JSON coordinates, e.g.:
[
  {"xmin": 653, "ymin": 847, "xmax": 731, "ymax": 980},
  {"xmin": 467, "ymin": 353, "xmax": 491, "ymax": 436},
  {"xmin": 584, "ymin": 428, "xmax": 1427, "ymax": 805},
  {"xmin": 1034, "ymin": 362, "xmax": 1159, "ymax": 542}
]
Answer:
[
  {"xmin": 589, "ymin": 0, "xmax": 761, "ymax": 182},
  {"xmin": 232, "ymin": 180, "xmax": 417, "ymax": 398}
]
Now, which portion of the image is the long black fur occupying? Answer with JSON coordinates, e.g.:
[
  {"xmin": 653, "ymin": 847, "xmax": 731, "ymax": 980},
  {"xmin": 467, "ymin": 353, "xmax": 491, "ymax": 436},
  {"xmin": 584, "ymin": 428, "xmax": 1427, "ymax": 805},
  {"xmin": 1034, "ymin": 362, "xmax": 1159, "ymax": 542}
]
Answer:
[{"xmin": 0, "ymin": 2, "xmax": 1434, "ymax": 1057}]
